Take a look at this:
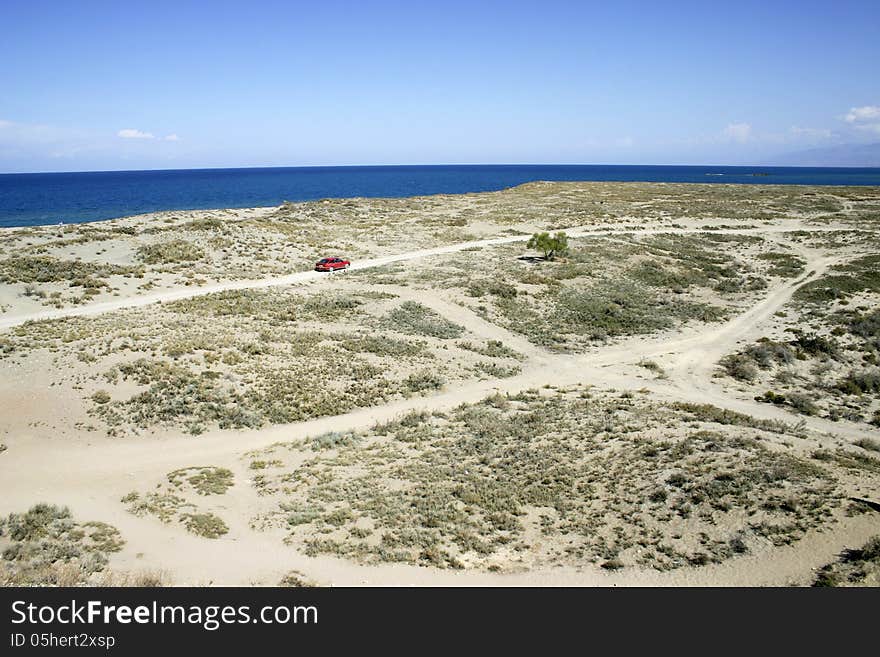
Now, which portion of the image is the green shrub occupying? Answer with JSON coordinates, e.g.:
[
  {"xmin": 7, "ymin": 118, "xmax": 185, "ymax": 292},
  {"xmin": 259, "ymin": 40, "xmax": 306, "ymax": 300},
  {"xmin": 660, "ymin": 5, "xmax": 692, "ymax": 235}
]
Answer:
[
  {"xmin": 185, "ymin": 217, "xmax": 224, "ymax": 231},
  {"xmin": 404, "ymin": 370, "xmax": 445, "ymax": 392},
  {"xmin": 337, "ymin": 334, "xmax": 425, "ymax": 357},
  {"xmin": 721, "ymin": 354, "xmax": 759, "ymax": 381},
  {"xmin": 123, "ymin": 492, "xmax": 188, "ymax": 523},
  {"xmin": 311, "ymin": 431, "xmax": 360, "ymax": 450},
  {"xmin": 136, "ymin": 240, "xmax": 205, "ymax": 265},
  {"xmin": 812, "ymin": 536, "xmax": 880, "ymax": 586},
  {"xmin": 458, "ymin": 340, "xmax": 521, "ymax": 360},
  {"xmin": 279, "ymin": 570, "xmax": 316, "ymax": 587},
  {"xmin": 381, "ymin": 302, "xmax": 464, "ymax": 339},
  {"xmin": 836, "ymin": 369, "xmax": 880, "ymax": 395},
  {"xmin": 757, "ymin": 252, "xmax": 806, "ymax": 277},
  {"xmin": 786, "ymin": 393, "xmax": 818, "ymax": 416},
  {"xmin": 180, "ymin": 513, "xmax": 228, "ymax": 539},
  {"xmin": 848, "ymin": 309, "xmax": 880, "ymax": 339},
  {"xmin": 756, "ymin": 390, "xmax": 787, "ymax": 405},
  {"xmin": 636, "ymin": 359, "xmax": 663, "ymax": 374},
  {"xmin": 854, "ymin": 438, "xmax": 880, "ymax": 453},
  {"xmin": 791, "ymin": 332, "xmax": 838, "ymax": 358},
  {"xmin": 744, "ymin": 340, "xmax": 795, "ymax": 367},
  {"xmin": 0, "ymin": 504, "xmax": 124, "ymax": 585},
  {"xmin": 4, "ymin": 503, "xmax": 72, "ymax": 542},
  {"xmin": 527, "ymin": 231, "xmax": 569, "ymax": 260},
  {"xmin": 672, "ymin": 402, "xmax": 796, "ymax": 435},
  {"xmin": 630, "ymin": 260, "xmax": 703, "ymax": 290},
  {"xmin": 167, "ymin": 467, "xmax": 234, "ymax": 495},
  {"xmin": 302, "ymin": 295, "xmax": 362, "ymax": 320},
  {"xmin": 91, "ymin": 390, "xmax": 111, "ymax": 405}
]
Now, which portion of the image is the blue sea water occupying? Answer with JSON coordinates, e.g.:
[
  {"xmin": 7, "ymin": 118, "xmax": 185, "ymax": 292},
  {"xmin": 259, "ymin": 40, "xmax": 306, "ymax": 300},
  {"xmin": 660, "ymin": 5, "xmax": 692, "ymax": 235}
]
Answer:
[{"xmin": 1, "ymin": 164, "xmax": 879, "ymax": 228}]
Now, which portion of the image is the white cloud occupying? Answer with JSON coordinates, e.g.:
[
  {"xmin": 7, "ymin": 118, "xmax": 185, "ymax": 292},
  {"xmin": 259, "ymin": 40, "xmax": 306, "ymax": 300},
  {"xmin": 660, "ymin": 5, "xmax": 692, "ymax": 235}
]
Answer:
[
  {"xmin": 722, "ymin": 122, "xmax": 752, "ymax": 143},
  {"xmin": 844, "ymin": 105, "xmax": 880, "ymax": 123},
  {"xmin": 117, "ymin": 128, "xmax": 155, "ymax": 139},
  {"xmin": 0, "ymin": 119, "xmax": 12, "ymax": 129},
  {"xmin": 842, "ymin": 105, "xmax": 880, "ymax": 134},
  {"xmin": 163, "ymin": 134, "xmax": 180, "ymax": 141}
]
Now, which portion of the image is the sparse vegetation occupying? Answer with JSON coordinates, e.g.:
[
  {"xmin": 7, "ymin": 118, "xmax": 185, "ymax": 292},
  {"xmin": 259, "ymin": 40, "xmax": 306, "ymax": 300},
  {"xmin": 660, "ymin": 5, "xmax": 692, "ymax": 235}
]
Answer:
[
  {"xmin": 795, "ymin": 255, "xmax": 880, "ymax": 304},
  {"xmin": 855, "ymin": 438, "xmax": 880, "ymax": 453},
  {"xmin": 637, "ymin": 359, "xmax": 666, "ymax": 377},
  {"xmin": 812, "ymin": 449, "xmax": 880, "ymax": 475},
  {"xmin": 0, "ymin": 504, "xmax": 124, "ymax": 585},
  {"xmin": 0, "ymin": 255, "xmax": 140, "ymax": 293},
  {"xmin": 381, "ymin": 301, "xmax": 465, "ymax": 339},
  {"xmin": 671, "ymin": 402, "xmax": 802, "ymax": 436},
  {"xmin": 757, "ymin": 252, "xmax": 806, "ymax": 278},
  {"xmin": 91, "ymin": 390, "xmax": 111, "ymax": 404},
  {"xmin": 719, "ymin": 261, "xmax": 880, "ymax": 424},
  {"xmin": 180, "ymin": 513, "xmax": 228, "ymax": 539},
  {"xmin": 279, "ymin": 570, "xmax": 317, "ymax": 587},
  {"xmin": 123, "ymin": 491, "xmax": 191, "ymax": 523},
  {"xmin": 123, "ymin": 469, "xmax": 231, "ymax": 539},
  {"xmin": 249, "ymin": 388, "xmax": 845, "ymax": 571},
  {"xmin": 813, "ymin": 536, "xmax": 880, "ymax": 587},
  {"xmin": 0, "ymin": 256, "xmax": 134, "ymax": 285},
  {"xmin": 720, "ymin": 353, "xmax": 759, "ymax": 381},
  {"xmin": 136, "ymin": 240, "xmax": 205, "ymax": 265},
  {"xmin": 458, "ymin": 339, "xmax": 522, "ymax": 360},
  {"xmin": 403, "ymin": 369, "xmax": 445, "ymax": 392},
  {"xmin": 167, "ymin": 467, "xmax": 234, "ymax": 495}
]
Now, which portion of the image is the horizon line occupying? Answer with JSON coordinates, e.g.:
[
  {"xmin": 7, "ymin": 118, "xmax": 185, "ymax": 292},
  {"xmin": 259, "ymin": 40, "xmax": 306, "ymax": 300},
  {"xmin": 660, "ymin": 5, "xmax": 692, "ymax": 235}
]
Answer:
[{"xmin": 3, "ymin": 162, "xmax": 880, "ymax": 176}]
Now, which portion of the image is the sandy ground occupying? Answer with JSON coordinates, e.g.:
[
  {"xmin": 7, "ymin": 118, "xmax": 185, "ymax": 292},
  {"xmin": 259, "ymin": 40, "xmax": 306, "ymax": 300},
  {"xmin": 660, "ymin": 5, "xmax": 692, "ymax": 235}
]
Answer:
[
  {"xmin": 0, "ymin": 221, "xmax": 846, "ymax": 331},
  {"xmin": 1, "ymin": 182, "xmax": 879, "ymax": 586}
]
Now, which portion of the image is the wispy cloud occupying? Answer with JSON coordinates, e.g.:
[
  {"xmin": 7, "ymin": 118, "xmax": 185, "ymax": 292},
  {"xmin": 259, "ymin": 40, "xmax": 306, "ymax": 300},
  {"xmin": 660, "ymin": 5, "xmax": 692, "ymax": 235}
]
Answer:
[
  {"xmin": 722, "ymin": 122, "xmax": 751, "ymax": 143},
  {"xmin": 0, "ymin": 119, "xmax": 68, "ymax": 144},
  {"xmin": 790, "ymin": 125, "xmax": 832, "ymax": 139},
  {"xmin": 117, "ymin": 128, "xmax": 181, "ymax": 141},
  {"xmin": 843, "ymin": 105, "xmax": 880, "ymax": 134},
  {"xmin": 117, "ymin": 128, "xmax": 155, "ymax": 139},
  {"xmin": 0, "ymin": 119, "xmax": 185, "ymax": 171}
]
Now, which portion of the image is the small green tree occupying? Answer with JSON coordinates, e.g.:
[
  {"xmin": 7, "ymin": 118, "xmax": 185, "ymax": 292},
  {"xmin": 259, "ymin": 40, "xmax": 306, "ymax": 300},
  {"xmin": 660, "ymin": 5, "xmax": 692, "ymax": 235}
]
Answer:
[{"xmin": 527, "ymin": 231, "xmax": 569, "ymax": 260}]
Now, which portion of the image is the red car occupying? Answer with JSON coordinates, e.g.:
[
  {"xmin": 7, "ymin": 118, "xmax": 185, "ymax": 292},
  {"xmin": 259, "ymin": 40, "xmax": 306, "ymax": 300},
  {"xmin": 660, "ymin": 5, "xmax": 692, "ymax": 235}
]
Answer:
[{"xmin": 314, "ymin": 256, "xmax": 350, "ymax": 272}]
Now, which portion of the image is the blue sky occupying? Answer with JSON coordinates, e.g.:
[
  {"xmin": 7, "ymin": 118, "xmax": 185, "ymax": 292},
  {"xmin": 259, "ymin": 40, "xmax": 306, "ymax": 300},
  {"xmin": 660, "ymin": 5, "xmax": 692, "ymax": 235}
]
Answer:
[{"xmin": 1, "ymin": 0, "xmax": 879, "ymax": 172}]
